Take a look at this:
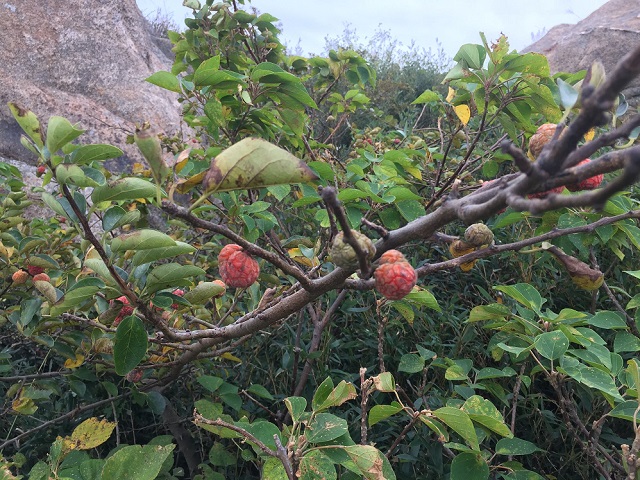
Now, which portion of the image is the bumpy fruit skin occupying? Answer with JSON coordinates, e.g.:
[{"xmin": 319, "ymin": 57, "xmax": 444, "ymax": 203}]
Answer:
[
  {"xmin": 379, "ymin": 249, "xmax": 407, "ymax": 265},
  {"xmin": 111, "ymin": 295, "xmax": 134, "ymax": 326},
  {"xmin": 32, "ymin": 273, "xmax": 50, "ymax": 283},
  {"xmin": 27, "ymin": 265, "xmax": 45, "ymax": 276},
  {"xmin": 329, "ymin": 230, "xmax": 375, "ymax": 269},
  {"xmin": 374, "ymin": 260, "xmax": 417, "ymax": 300},
  {"xmin": 464, "ymin": 223, "xmax": 494, "ymax": 247},
  {"xmin": 529, "ymin": 123, "xmax": 557, "ymax": 159},
  {"xmin": 218, "ymin": 244, "xmax": 260, "ymax": 288},
  {"xmin": 566, "ymin": 159, "xmax": 604, "ymax": 191},
  {"xmin": 12, "ymin": 270, "xmax": 29, "ymax": 284}
]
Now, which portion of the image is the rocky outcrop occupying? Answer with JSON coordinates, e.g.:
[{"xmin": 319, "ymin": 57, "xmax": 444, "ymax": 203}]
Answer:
[
  {"xmin": 523, "ymin": 0, "xmax": 640, "ymax": 106},
  {"xmin": 0, "ymin": 0, "xmax": 183, "ymax": 169}
]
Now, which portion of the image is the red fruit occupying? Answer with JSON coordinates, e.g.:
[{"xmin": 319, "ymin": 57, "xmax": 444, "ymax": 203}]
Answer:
[
  {"xmin": 374, "ymin": 261, "xmax": 417, "ymax": 300},
  {"xmin": 27, "ymin": 265, "xmax": 45, "ymax": 276},
  {"xmin": 171, "ymin": 288, "xmax": 185, "ymax": 309},
  {"xmin": 529, "ymin": 123, "xmax": 557, "ymax": 159},
  {"xmin": 11, "ymin": 270, "xmax": 29, "ymax": 284},
  {"xmin": 378, "ymin": 249, "xmax": 407, "ymax": 265},
  {"xmin": 126, "ymin": 368, "xmax": 143, "ymax": 383},
  {"xmin": 110, "ymin": 295, "xmax": 134, "ymax": 326},
  {"xmin": 36, "ymin": 165, "xmax": 46, "ymax": 177},
  {"xmin": 566, "ymin": 159, "xmax": 604, "ymax": 191},
  {"xmin": 527, "ymin": 185, "xmax": 564, "ymax": 199},
  {"xmin": 218, "ymin": 244, "xmax": 260, "ymax": 288},
  {"xmin": 32, "ymin": 273, "xmax": 50, "ymax": 282}
]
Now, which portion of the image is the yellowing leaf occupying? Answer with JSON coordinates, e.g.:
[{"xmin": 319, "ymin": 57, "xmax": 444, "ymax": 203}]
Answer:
[
  {"xmin": 405, "ymin": 165, "xmax": 422, "ymax": 180},
  {"xmin": 454, "ymin": 104, "xmax": 471, "ymax": 125},
  {"xmin": 220, "ymin": 352, "xmax": 242, "ymax": 363},
  {"xmin": 64, "ymin": 353, "xmax": 85, "ymax": 369},
  {"xmin": 288, "ymin": 247, "xmax": 319, "ymax": 267},
  {"xmin": 584, "ymin": 128, "xmax": 595, "ymax": 142},
  {"xmin": 176, "ymin": 170, "xmax": 206, "ymax": 194},
  {"xmin": 66, "ymin": 417, "xmax": 116, "ymax": 450},
  {"xmin": 446, "ymin": 87, "xmax": 456, "ymax": 103},
  {"xmin": 12, "ymin": 396, "xmax": 38, "ymax": 415}
]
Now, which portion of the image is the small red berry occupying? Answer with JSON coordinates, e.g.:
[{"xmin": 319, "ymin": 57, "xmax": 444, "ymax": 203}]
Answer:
[
  {"xmin": 36, "ymin": 165, "xmax": 47, "ymax": 177},
  {"xmin": 11, "ymin": 270, "xmax": 29, "ymax": 284},
  {"xmin": 32, "ymin": 273, "xmax": 50, "ymax": 282},
  {"xmin": 566, "ymin": 159, "xmax": 604, "ymax": 191},
  {"xmin": 27, "ymin": 265, "xmax": 45, "ymax": 276},
  {"xmin": 218, "ymin": 244, "xmax": 260, "ymax": 288},
  {"xmin": 171, "ymin": 288, "xmax": 185, "ymax": 309},
  {"xmin": 374, "ymin": 260, "xmax": 417, "ymax": 300}
]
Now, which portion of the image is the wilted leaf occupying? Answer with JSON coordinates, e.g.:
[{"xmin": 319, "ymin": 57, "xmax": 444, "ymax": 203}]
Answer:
[{"xmin": 65, "ymin": 417, "xmax": 116, "ymax": 450}]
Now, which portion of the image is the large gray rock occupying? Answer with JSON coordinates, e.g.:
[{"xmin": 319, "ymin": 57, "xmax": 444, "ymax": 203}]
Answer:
[
  {"xmin": 523, "ymin": 0, "xmax": 640, "ymax": 105},
  {"xmin": 0, "ymin": 0, "xmax": 182, "ymax": 169}
]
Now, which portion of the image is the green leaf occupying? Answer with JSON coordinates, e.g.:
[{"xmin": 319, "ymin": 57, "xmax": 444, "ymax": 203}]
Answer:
[
  {"xmin": 193, "ymin": 56, "xmax": 221, "ymax": 86},
  {"xmin": 113, "ymin": 316, "xmax": 148, "ymax": 376},
  {"xmin": 368, "ymin": 402, "xmax": 403, "ymax": 427},
  {"xmin": 588, "ymin": 311, "xmax": 628, "ymax": 330},
  {"xmin": 371, "ymin": 372, "xmax": 396, "ymax": 392},
  {"xmin": 101, "ymin": 444, "xmax": 174, "ymax": 480},
  {"xmin": 298, "ymin": 451, "xmax": 336, "ymax": 480},
  {"xmin": 131, "ymin": 241, "xmax": 196, "ymax": 266},
  {"xmin": 608, "ymin": 400, "xmax": 640, "ymax": 422},
  {"xmin": 144, "ymin": 263, "xmax": 206, "ymax": 295},
  {"xmin": 342, "ymin": 445, "xmax": 396, "ymax": 480},
  {"xmin": 50, "ymin": 278, "xmax": 105, "ymax": 316},
  {"xmin": 468, "ymin": 303, "xmax": 510, "ymax": 322},
  {"xmin": 614, "ymin": 332, "xmax": 640, "ymax": 353},
  {"xmin": 200, "ymin": 138, "xmax": 318, "ymax": 193},
  {"xmin": 182, "ymin": 281, "xmax": 227, "ymax": 305},
  {"xmin": 412, "ymin": 89, "xmax": 441, "ymax": 104},
  {"xmin": 462, "ymin": 395, "xmax": 512, "ymax": 437},
  {"xmin": 262, "ymin": 457, "xmax": 288, "ymax": 480},
  {"xmin": 236, "ymin": 420, "xmax": 281, "ymax": 453},
  {"xmin": 495, "ymin": 437, "xmax": 544, "ymax": 455},
  {"xmin": 398, "ymin": 353, "xmax": 425, "ymax": 373},
  {"xmin": 69, "ymin": 144, "xmax": 123, "ymax": 164},
  {"xmin": 306, "ymin": 413, "xmax": 348, "ymax": 443},
  {"xmin": 559, "ymin": 361, "xmax": 623, "ymax": 401},
  {"xmin": 494, "ymin": 284, "xmax": 544, "ymax": 313},
  {"xmin": 313, "ymin": 380, "xmax": 357, "ymax": 412},
  {"xmin": 102, "ymin": 206, "xmax": 141, "ymax": 232},
  {"xmin": 197, "ymin": 375, "xmax": 223, "ymax": 393},
  {"xmin": 534, "ymin": 331, "xmax": 569, "ymax": 361},
  {"xmin": 404, "ymin": 290, "xmax": 441, "ymax": 312},
  {"xmin": 91, "ymin": 178, "xmax": 157, "ymax": 203},
  {"xmin": 208, "ymin": 442, "xmax": 236, "ymax": 467},
  {"xmin": 146, "ymin": 71, "xmax": 181, "ymax": 93},
  {"xmin": 284, "ymin": 397, "xmax": 307, "ymax": 423},
  {"xmin": 433, "ymin": 407, "xmax": 479, "ymax": 451},
  {"xmin": 8, "ymin": 102, "xmax": 44, "ymax": 148},
  {"xmin": 556, "ymin": 78, "xmax": 579, "ymax": 110},
  {"xmin": 503, "ymin": 52, "xmax": 550, "ymax": 76},
  {"xmin": 453, "ymin": 44, "xmax": 486, "ymax": 70},
  {"xmin": 450, "ymin": 452, "xmax": 489, "ymax": 480},
  {"xmin": 55, "ymin": 164, "xmax": 100, "ymax": 187},
  {"xmin": 111, "ymin": 230, "xmax": 177, "ymax": 253},
  {"xmin": 46, "ymin": 116, "xmax": 85, "ymax": 154}
]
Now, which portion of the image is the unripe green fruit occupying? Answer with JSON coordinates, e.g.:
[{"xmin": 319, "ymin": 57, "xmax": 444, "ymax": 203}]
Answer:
[
  {"xmin": 329, "ymin": 230, "xmax": 375, "ymax": 269},
  {"xmin": 464, "ymin": 223, "xmax": 494, "ymax": 247}
]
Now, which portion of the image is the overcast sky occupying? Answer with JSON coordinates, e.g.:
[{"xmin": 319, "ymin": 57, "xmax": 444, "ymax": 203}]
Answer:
[{"xmin": 136, "ymin": 0, "xmax": 609, "ymax": 59}]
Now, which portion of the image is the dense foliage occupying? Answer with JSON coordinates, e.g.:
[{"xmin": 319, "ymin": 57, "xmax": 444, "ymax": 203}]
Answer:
[{"xmin": 2, "ymin": 1, "xmax": 640, "ymax": 479}]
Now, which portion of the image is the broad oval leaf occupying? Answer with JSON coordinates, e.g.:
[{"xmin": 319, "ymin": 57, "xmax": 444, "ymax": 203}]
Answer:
[
  {"xmin": 91, "ymin": 177, "xmax": 157, "ymax": 203},
  {"xmin": 144, "ymin": 263, "xmax": 206, "ymax": 294},
  {"xmin": 450, "ymin": 452, "xmax": 489, "ymax": 480},
  {"xmin": 69, "ymin": 144, "xmax": 123, "ymax": 164},
  {"xmin": 114, "ymin": 316, "xmax": 148, "ymax": 376},
  {"xmin": 146, "ymin": 71, "xmax": 181, "ymax": 93},
  {"xmin": 200, "ymin": 138, "xmax": 319, "ymax": 193},
  {"xmin": 306, "ymin": 413, "xmax": 348, "ymax": 443},
  {"xmin": 46, "ymin": 116, "xmax": 85, "ymax": 154},
  {"xmin": 534, "ymin": 331, "xmax": 569, "ymax": 361},
  {"xmin": 101, "ymin": 444, "xmax": 175, "ymax": 480},
  {"xmin": 131, "ymin": 241, "xmax": 196, "ymax": 266},
  {"xmin": 103, "ymin": 206, "xmax": 141, "ymax": 232},
  {"xmin": 433, "ymin": 407, "xmax": 479, "ymax": 451},
  {"xmin": 183, "ymin": 281, "xmax": 227, "ymax": 305},
  {"xmin": 68, "ymin": 418, "xmax": 116, "ymax": 450},
  {"xmin": 110, "ymin": 230, "xmax": 177, "ymax": 253},
  {"xmin": 495, "ymin": 437, "xmax": 544, "ymax": 455}
]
